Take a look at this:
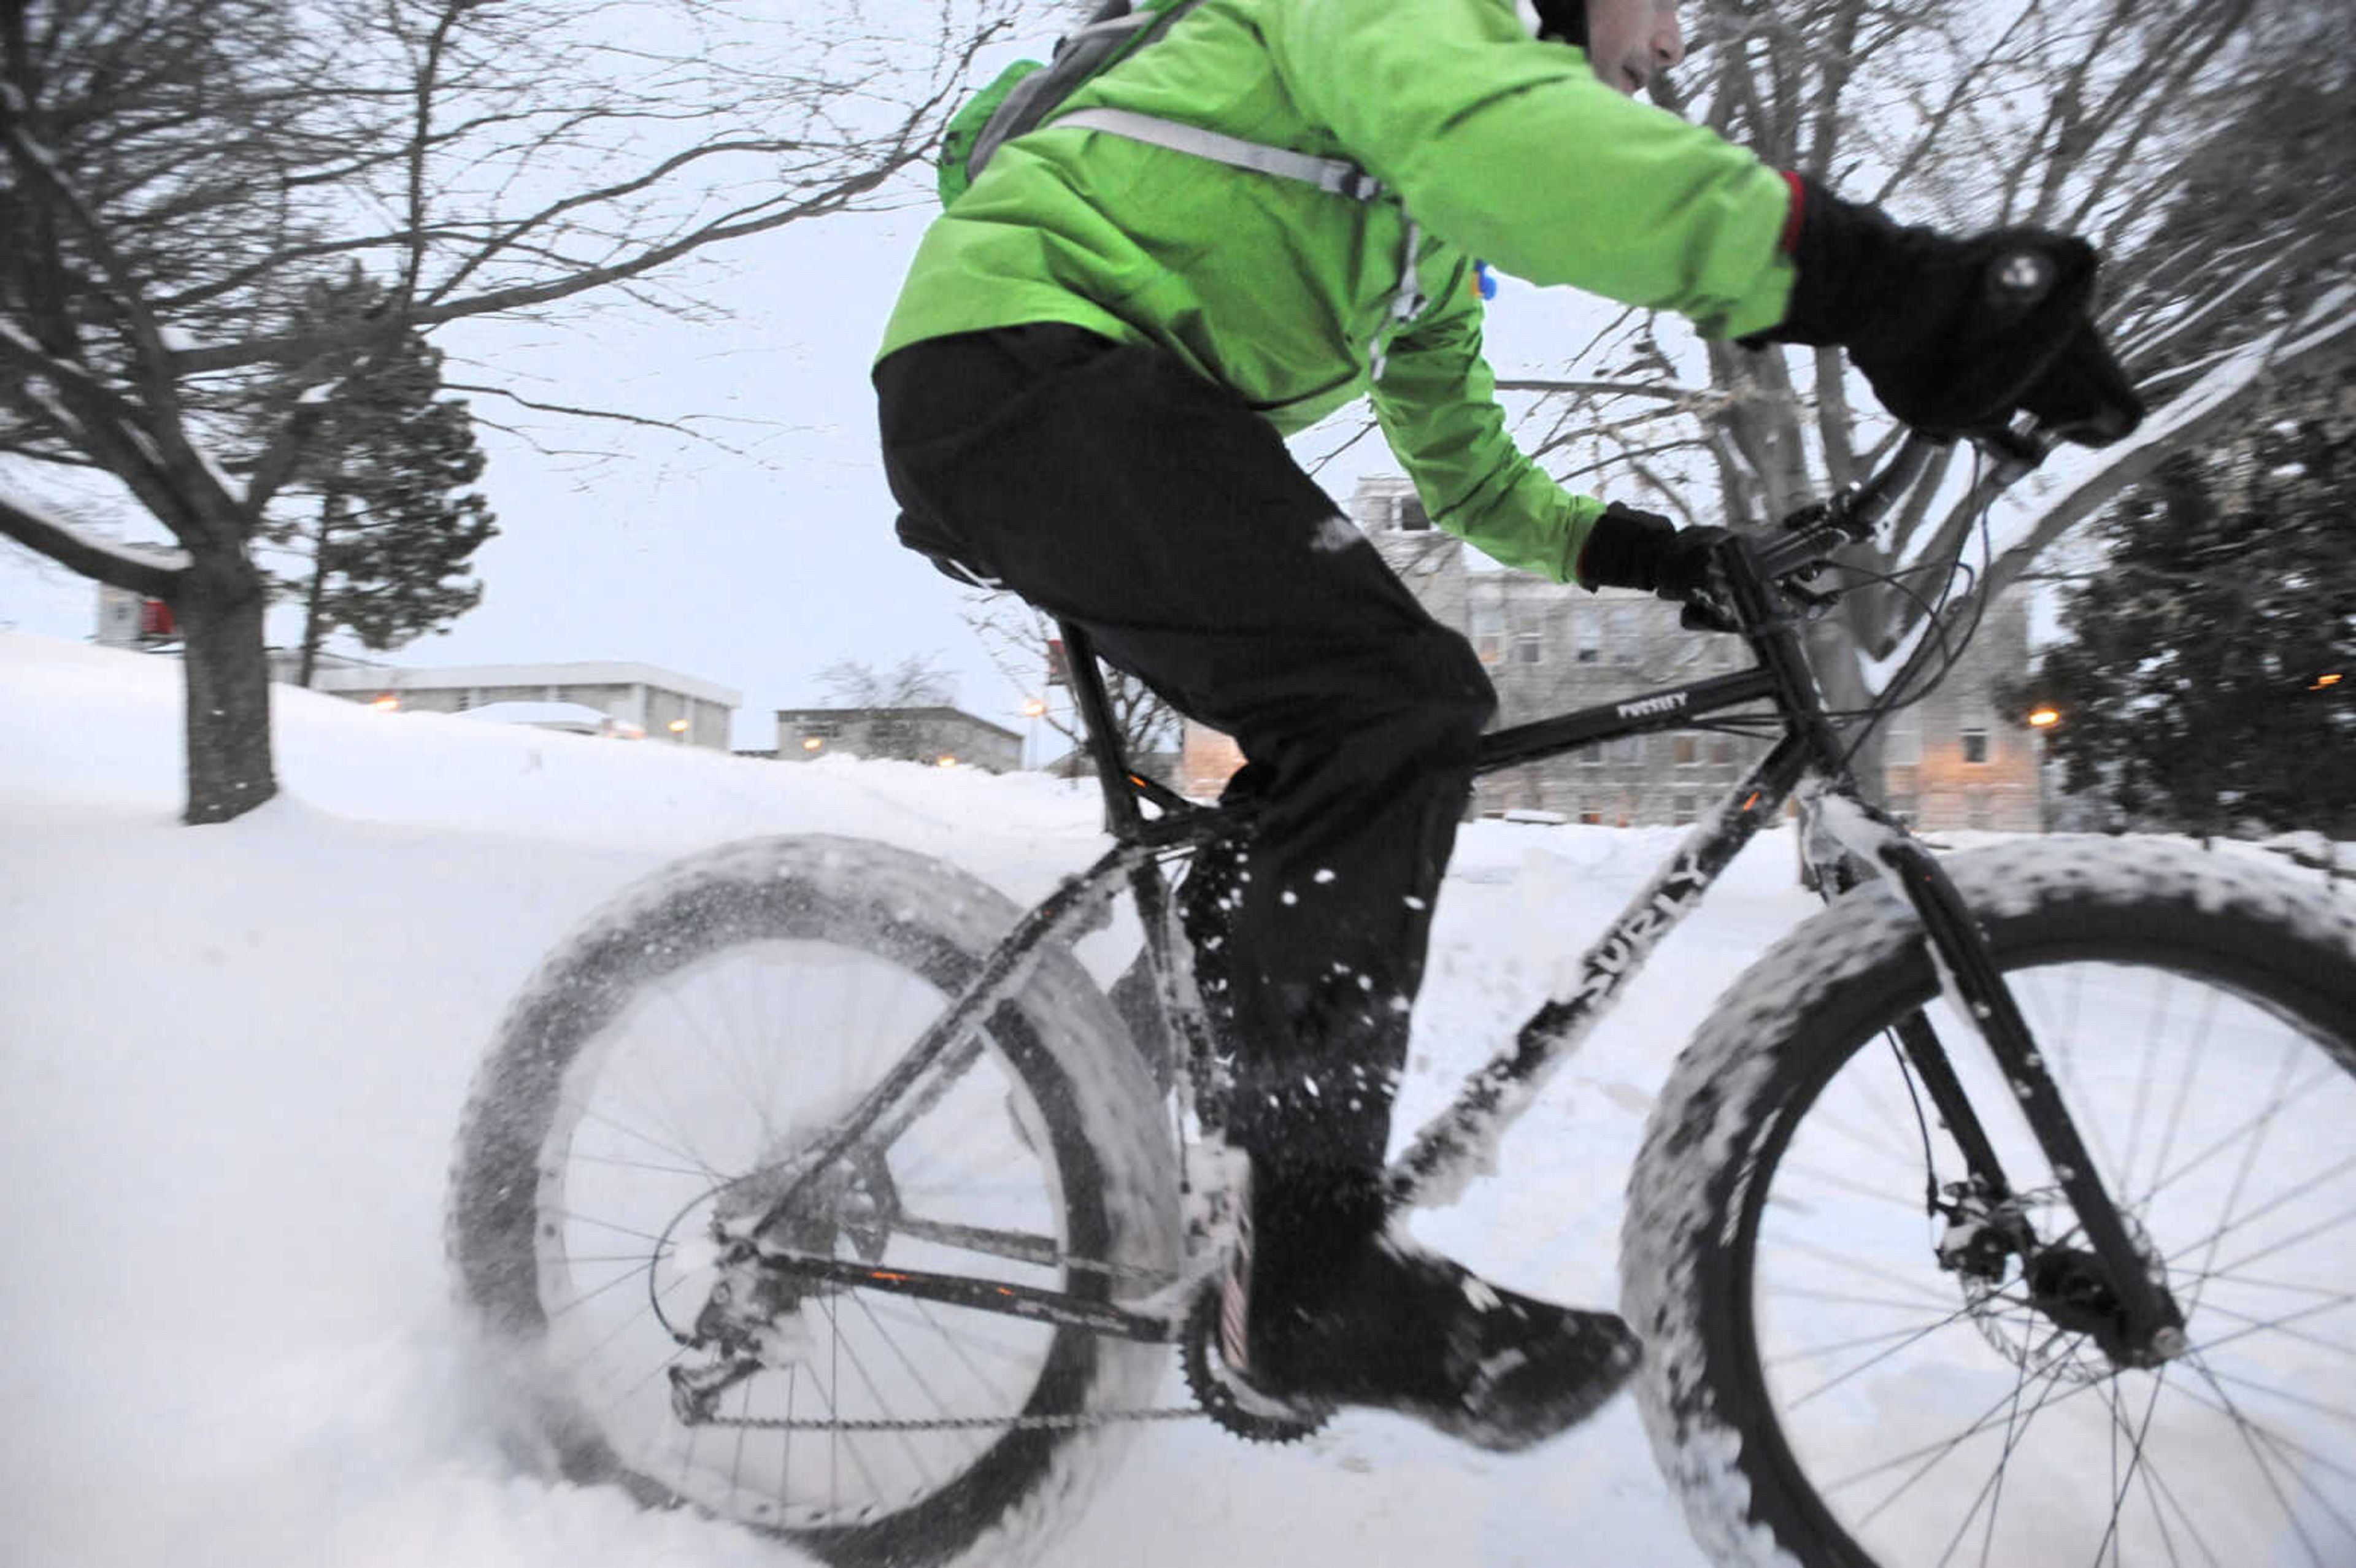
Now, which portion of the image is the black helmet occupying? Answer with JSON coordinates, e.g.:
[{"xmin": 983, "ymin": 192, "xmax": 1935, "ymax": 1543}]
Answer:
[{"xmin": 1530, "ymin": 0, "xmax": 1587, "ymax": 48}]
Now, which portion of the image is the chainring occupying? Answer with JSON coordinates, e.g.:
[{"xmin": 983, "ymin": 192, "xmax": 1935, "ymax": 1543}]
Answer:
[{"xmin": 1179, "ymin": 1287, "xmax": 1329, "ymax": 1444}]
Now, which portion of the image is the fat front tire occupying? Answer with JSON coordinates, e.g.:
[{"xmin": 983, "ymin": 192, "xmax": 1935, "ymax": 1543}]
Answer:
[
  {"xmin": 447, "ymin": 835, "xmax": 1178, "ymax": 1567},
  {"xmin": 1625, "ymin": 837, "xmax": 2356, "ymax": 1568}
]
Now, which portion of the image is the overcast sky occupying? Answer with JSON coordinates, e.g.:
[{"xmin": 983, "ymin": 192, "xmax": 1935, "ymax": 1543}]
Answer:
[{"xmin": 0, "ymin": 189, "xmax": 1612, "ymax": 751}]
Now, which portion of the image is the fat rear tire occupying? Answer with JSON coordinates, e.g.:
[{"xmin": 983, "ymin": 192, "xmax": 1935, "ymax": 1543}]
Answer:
[{"xmin": 448, "ymin": 835, "xmax": 1177, "ymax": 1567}]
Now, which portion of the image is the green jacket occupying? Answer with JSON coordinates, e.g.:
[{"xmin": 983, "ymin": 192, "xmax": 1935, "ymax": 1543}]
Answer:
[{"xmin": 877, "ymin": 0, "xmax": 1796, "ymax": 582}]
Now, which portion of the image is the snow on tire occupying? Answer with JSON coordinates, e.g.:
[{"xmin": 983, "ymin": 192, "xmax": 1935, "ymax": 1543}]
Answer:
[
  {"xmin": 447, "ymin": 834, "xmax": 1179, "ymax": 1568},
  {"xmin": 1622, "ymin": 836, "xmax": 2356, "ymax": 1568}
]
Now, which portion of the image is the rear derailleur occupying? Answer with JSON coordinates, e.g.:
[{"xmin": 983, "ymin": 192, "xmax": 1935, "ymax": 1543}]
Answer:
[{"xmin": 665, "ymin": 1154, "xmax": 895, "ymax": 1425}]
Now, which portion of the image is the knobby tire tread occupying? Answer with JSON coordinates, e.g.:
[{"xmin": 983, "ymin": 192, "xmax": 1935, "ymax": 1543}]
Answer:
[
  {"xmin": 1623, "ymin": 836, "xmax": 2356, "ymax": 1568},
  {"xmin": 445, "ymin": 834, "xmax": 1177, "ymax": 1568}
]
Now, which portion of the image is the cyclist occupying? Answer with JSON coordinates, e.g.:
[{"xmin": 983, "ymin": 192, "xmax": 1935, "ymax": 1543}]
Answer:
[{"xmin": 873, "ymin": 0, "xmax": 2141, "ymax": 1451}]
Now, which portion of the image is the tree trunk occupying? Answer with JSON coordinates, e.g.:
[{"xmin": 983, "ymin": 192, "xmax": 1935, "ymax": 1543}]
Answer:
[
  {"xmin": 177, "ymin": 545, "xmax": 277, "ymax": 824},
  {"xmin": 298, "ymin": 488, "xmax": 339, "ymax": 688}
]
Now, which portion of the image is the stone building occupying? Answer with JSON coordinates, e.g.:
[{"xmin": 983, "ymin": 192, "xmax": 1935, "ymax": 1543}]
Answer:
[
  {"xmin": 309, "ymin": 660, "xmax": 739, "ymax": 749},
  {"xmin": 776, "ymin": 706, "xmax": 1022, "ymax": 773},
  {"xmin": 1180, "ymin": 475, "xmax": 2042, "ymax": 830}
]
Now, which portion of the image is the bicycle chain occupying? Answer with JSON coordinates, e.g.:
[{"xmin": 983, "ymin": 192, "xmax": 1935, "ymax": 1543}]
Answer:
[{"xmin": 692, "ymin": 1404, "xmax": 1204, "ymax": 1434}]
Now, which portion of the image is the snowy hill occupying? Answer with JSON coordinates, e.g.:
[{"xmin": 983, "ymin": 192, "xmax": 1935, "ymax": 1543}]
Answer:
[{"xmin": 0, "ymin": 630, "xmax": 1844, "ymax": 1567}]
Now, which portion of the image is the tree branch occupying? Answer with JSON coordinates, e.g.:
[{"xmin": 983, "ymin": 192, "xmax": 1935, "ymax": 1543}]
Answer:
[{"xmin": 0, "ymin": 491, "xmax": 187, "ymax": 596}]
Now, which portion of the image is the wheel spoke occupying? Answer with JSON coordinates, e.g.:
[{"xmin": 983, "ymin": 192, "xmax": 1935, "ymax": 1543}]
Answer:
[
  {"xmin": 2133, "ymin": 984, "xmax": 2219, "ymax": 1215},
  {"xmin": 2131, "ymin": 1060, "xmax": 2343, "ymax": 1212},
  {"xmin": 849, "ymin": 1289, "xmax": 991, "ymax": 1466},
  {"xmin": 1845, "ymin": 1359, "xmax": 2084, "ymax": 1528},
  {"xmin": 455, "ymin": 887, "xmax": 1153, "ymax": 1545},
  {"xmin": 1759, "ymin": 1229, "xmax": 1963, "ymax": 1311},
  {"xmin": 1735, "ymin": 927, "xmax": 2356, "ymax": 1568},
  {"xmin": 2175, "ymin": 1292, "xmax": 2356, "ymax": 1363},
  {"xmin": 2090, "ymin": 1362, "xmax": 2169, "ymax": 1568},
  {"xmin": 2182, "ymin": 1353, "xmax": 2342, "ymax": 1566},
  {"xmin": 1782, "ymin": 1156, "xmax": 1930, "ymax": 1211}
]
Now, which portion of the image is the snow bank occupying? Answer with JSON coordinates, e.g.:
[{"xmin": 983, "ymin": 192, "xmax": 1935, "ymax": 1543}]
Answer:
[{"xmin": 2, "ymin": 632, "xmax": 1827, "ymax": 1567}]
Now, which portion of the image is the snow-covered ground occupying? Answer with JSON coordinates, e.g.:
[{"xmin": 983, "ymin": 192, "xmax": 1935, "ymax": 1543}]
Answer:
[
  {"xmin": 6, "ymin": 630, "xmax": 1804, "ymax": 1566},
  {"xmin": 6, "ymin": 631, "xmax": 2340, "ymax": 1568}
]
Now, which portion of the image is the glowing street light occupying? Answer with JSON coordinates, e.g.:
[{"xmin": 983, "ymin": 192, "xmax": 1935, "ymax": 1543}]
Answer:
[
  {"xmin": 369, "ymin": 693, "xmax": 401, "ymax": 712},
  {"xmin": 1021, "ymin": 697, "xmax": 1048, "ymax": 719},
  {"xmin": 666, "ymin": 718, "xmax": 690, "ymax": 737},
  {"xmin": 936, "ymin": 755, "xmax": 958, "ymax": 769},
  {"xmin": 2313, "ymin": 673, "xmax": 2344, "ymax": 691},
  {"xmin": 802, "ymin": 736, "xmax": 825, "ymax": 752},
  {"xmin": 2027, "ymin": 706, "xmax": 2061, "ymax": 729}
]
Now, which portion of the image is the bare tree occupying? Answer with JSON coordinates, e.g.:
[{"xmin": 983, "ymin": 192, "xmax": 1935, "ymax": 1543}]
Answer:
[
  {"xmin": 1504, "ymin": 0, "xmax": 2356, "ymax": 781},
  {"xmin": 964, "ymin": 592, "xmax": 1179, "ymax": 771},
  {"xmin": 0, "ymin": 0, "xmax": 1014, "ymax": 820},
  {"xmin": 814, "ymin": 652, "xmax": 960, "ymax": 709}
]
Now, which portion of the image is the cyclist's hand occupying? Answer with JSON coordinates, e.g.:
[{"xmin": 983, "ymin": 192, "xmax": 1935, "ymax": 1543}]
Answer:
[
  {"xmin": 1576, "ymin": 504, "xmax": 1728, "ymax": 596},
  {"xmin": 1653, "ymin": 524, "xmax": 1733, "ymax": 602},
  {"xmin": 1749, "ymin": 177, "xmax": 2145, "ymax": 447},
  {"xmin": 1576, "ymin": 505, "xmax": 1740, "ymax": 630}
]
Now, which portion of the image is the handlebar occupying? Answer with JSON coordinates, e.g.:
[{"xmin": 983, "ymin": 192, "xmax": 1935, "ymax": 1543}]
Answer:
[{"xmin": 1746, "ymin": 423, "xmax": 2053, "ymax": 586}]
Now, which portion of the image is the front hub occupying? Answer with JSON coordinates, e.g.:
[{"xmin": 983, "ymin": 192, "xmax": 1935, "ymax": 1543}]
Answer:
[{"xmin": 1944, "ymin": 1183, "xmax": 2185, "ymax": 1377}]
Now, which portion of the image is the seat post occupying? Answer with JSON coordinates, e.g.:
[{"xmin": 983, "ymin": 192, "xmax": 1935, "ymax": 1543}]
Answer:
[{"xmin": 1055, "ymin": 621, "xmax": 1145, "ymax": 839}]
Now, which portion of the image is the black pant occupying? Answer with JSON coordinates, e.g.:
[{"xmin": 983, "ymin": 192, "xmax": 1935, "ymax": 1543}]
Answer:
[{"xmin": 876, "ymin": 326, "xmax": 1495, "ymax": 1175}]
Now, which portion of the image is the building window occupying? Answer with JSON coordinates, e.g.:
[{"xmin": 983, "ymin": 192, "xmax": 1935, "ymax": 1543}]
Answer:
[
  {"xmin": 1580, "ymin": 738, "xmax": 1606, "ymax": 767},
  {"xmin": 1471, "ymin": 605, "xmax": 1504, "ymax": 664},
  {"xmin": 1671, "ymin": 794, "xmax": 1698, "ymax": 826},
  {"xmin": 1580, "ymin": 809, "xmax": 1603, "ymax": 825},
  {"xmin": 1673, "ymin": 734, "xmax": 1700, "ymax": 766},
  {"xmin": 1707, "ymin": 734, "xmax": 1736, "ymax": 766},
  {"xmin": 1884, "ymin": 709, "xmax": 1923, "ymax": 766},
  {"xmin": 1392, "ymin": 494, "xmax": 1430, "ymax": 531},
  {"xmin": 1573, "ymin": 615, "xmax": 1603, "ymax": 664},
  {"xmin": 1607, "ymin": 734, "xmax": 1644, "ymax": 763},
  {"xmin": 1514, "ymin": 629, "xmax": 1544, "ymax": 665},
  {"xmin": 1961, "ymin": 727, "xmax": 1990, "ymax": 765},
  {"xmin": 1607, "ymin": 607, "xmax": 1643, "ymax": 666}
]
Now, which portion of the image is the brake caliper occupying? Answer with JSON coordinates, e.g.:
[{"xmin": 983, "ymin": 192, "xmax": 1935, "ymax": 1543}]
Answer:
[{"xmin": 1933, "ymin": 1178, "xmax": 2030, "ymax": 1283}]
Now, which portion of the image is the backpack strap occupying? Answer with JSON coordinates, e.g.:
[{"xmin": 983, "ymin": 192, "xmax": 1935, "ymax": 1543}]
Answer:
[
  {"xmin": 1053, "ymin": 106, "xmax": 1385, "ymax": 200},
  {"xmin": 1052, "ymin": 107, "xmax": 1431, "ymax": 377}
]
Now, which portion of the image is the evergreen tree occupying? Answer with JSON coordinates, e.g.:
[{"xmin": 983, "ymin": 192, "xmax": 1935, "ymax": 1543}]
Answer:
[
  {"xmin": 2023, "ymin": 372, "xmax": 2356, "ymax": 837},
  {"xmin": 276, "ymin": 273, "xmax": 498, "ymax": 685}
]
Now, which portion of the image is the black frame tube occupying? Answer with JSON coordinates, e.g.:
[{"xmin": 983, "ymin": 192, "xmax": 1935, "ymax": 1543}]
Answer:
[{"xmin": 736, "ymin": 431, "xmax": 2160, "ymax": 1349}]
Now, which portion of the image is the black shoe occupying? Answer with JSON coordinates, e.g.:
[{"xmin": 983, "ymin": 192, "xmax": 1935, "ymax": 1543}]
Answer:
[{"xmin": 1223, "ymin": 1227, "xmax": 1640, "ymax": 1453}]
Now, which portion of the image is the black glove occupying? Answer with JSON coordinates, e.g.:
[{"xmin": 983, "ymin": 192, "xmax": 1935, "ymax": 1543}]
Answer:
[
  {"xmin": 1577, "ymin": 504, "xmax": 1731, "ymax": 599},
  {"xmin": 1749, "ymin": 177, "xmax": 2144, "ymax": 446}
]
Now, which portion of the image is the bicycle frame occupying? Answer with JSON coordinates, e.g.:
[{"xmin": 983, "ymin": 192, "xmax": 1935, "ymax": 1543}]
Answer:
[{"xmin": 739, "ymin": 433, "xmax": 2185, "ymax": 1367}]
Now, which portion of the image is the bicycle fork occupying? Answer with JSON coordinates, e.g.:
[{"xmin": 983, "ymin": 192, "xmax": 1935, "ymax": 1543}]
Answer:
[{"xmin": 1805, "ymin": 786, "xmax": 2190, "ymax": 1370}]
